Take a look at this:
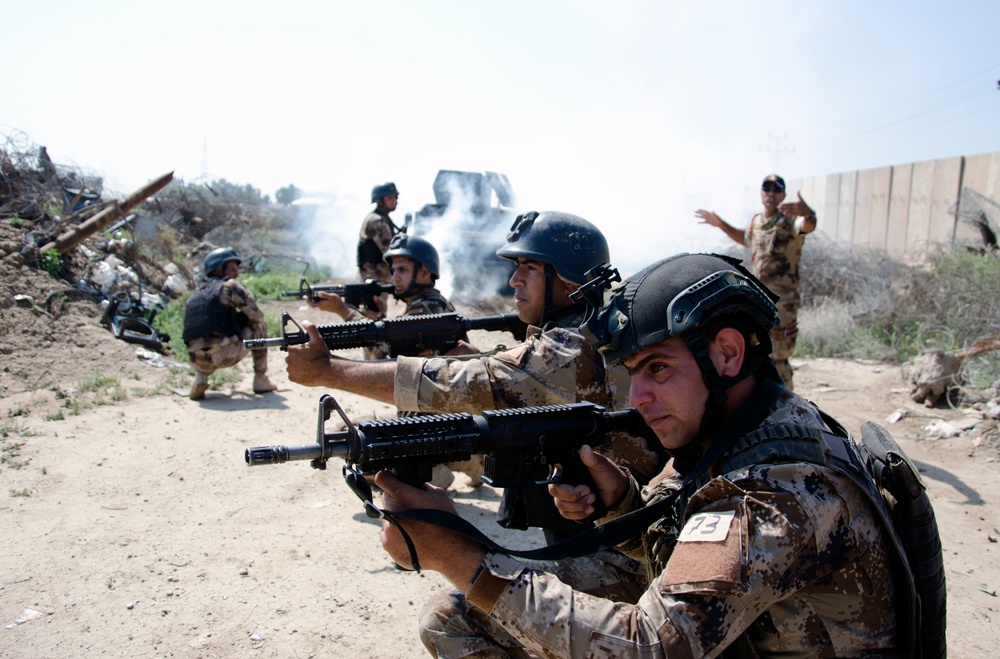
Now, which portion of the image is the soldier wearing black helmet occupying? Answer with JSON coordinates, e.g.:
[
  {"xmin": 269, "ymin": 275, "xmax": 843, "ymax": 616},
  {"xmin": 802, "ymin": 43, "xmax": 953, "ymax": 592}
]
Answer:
[
  {"xmin": 375, "ymin": 252, "xmax": 903, "ymax": 658},
  {"xmin": 309, "ymin": 233, "xmax": 478, "ymax": 487},
  {"xmin": 313, "ymin": 233, "xmax": 452, "ymax": 329},
  {"xmin": 182, "ymin": 247, "xmax": 277, "ymax": 400},
  {"xmin": 285, "ymin": 210, "xmax": 663, "ymax": 602},
  {"xmin": 357, "ymin": 181, "xmax": 404, "ymax": 287}
]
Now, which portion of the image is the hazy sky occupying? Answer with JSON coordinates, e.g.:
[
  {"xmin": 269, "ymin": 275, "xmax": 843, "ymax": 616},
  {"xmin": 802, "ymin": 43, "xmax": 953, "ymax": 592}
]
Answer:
[{"xmin": 4, "ymin": 1, "xmax": 999, "ymax": 275}]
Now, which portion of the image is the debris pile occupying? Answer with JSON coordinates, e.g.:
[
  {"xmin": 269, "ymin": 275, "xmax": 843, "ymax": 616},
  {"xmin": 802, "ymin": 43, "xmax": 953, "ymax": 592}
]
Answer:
[{"xmin": 0, "ymin": 132, "xmax": 310, "ymax": 394}]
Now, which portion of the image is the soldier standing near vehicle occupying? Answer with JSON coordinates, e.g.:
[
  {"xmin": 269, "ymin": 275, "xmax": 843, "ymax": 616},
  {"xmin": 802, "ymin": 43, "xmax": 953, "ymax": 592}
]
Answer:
[
  {"xmin": 357, "ymin": 182, "xmax": 404, "ymax": 285},
  {"xmin": 695, "ymin": 174, "xmax": 816, "ymax": 390},
  {"xmin": 182, "ymin": 248, "xmax": 277, "ymax": 401},
  {"xmin": 377, "ymin": 252, "xmax": 909, "ymax": 658}
]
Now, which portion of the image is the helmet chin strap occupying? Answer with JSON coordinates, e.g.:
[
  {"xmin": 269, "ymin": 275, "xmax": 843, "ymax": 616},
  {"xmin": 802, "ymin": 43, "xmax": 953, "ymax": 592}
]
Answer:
[
  {"xmin": 395, "ymin": 264, "xmax": 432, "ymax": 300},
  {"xmin": 686, "ymin": 334, "xmax": 774, "ymax": 441},
  {"xmin": 539, "ymin": 265, "xmax": 557, "ymax": 327}
]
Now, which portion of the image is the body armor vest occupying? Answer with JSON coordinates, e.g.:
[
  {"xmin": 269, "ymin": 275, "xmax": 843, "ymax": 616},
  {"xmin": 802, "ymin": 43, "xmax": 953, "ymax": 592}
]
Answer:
[
  {"xmin": 649, "ymin": 419, "xmax": 945, "ymax": 659},
  {"xmin": 183, "ymin": 278, "xmax": 244, "ymax": 345}
]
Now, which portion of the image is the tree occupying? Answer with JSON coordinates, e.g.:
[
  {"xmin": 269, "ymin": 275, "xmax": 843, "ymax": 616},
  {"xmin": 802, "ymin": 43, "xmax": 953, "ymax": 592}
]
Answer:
[{"xmin": 275, "ymin": 184, "xmax": 303, "ymax": 205}]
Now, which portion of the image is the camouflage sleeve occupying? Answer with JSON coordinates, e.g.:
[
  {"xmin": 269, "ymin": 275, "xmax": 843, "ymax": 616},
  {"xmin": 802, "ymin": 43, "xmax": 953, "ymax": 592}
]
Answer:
[
  {"xmin": 393, "ymin": 327, "xmax": 599, "ymax": 413},
  {"xmin": 360, "ymin": 215, "xmax": 394, "ymax": 254},
  {"xmin": 220, "ymin": 280, "xmax": 267, "ymax": 334},
  {"xmin": 476, "ymin": 463, "xmax": 896, "ymax": 658}
]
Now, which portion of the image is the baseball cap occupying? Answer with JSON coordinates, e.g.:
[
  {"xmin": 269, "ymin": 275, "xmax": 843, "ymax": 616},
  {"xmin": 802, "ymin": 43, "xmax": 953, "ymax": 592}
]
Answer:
[{"xmin": 762, "ymin": 174, "xmax": 785, "ymax": 191}]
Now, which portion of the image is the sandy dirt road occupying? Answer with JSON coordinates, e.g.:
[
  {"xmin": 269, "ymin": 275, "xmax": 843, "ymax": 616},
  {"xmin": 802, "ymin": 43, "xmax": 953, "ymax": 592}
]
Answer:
[{"xmin": 0, "ymin": 332, "xmax": 997, "ymax": 657}]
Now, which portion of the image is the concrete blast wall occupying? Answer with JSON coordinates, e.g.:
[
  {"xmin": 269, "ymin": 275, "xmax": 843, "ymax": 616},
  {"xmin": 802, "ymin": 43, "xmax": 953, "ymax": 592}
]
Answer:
[{"xmin": 784, "ymin": 150, "xmax": 1000, "ymax": 261}]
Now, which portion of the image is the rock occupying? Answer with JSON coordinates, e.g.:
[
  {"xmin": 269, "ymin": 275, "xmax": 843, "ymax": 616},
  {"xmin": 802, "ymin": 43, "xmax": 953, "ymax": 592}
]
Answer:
[{"xmin": 901, "ymin": 349, "xmax": 963, "ymax": 407}]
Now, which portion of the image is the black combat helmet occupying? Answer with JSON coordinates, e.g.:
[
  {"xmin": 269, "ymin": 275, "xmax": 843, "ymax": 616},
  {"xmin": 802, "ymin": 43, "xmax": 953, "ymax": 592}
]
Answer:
[
  {"xmin": 497, "ymin": 211, "xmax": 611, "ymax": 326},
  {"xmin": 371, "ymin": 182, "xmax": 399, "ymax": 203},
  {"xmin": 383, "ymin": 233, "xmax": 440, "ymax": 279},
  {"xmin": 496, "ymin": 211, "xmax": 610, "ymax": 285},
  {"xmin": 584, "ymin": 253, "xmax": 779, "ymax": 405},
  {"xmin": 202, "ymin": 247, "xmax": 241, "ymax": 276}
]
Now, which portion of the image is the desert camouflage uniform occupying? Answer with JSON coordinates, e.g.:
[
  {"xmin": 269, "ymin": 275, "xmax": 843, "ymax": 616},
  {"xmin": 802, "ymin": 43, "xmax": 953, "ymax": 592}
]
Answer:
[
  {"xmin": 397, "ymin": 311, "xmax": 666, "ymax": 652},
  {"xmin": 357, "ymin": 210, "xmax": 397, "ymax": 284},
  {"xmin": 185, "ymin": 278, "xmax": 270, "ymax": 378},
  {"xmin": 746, "ymin": 211, "xmax": 806, "ymax": 390},
  {"xmin": 423, "ymin": 390, "xmax": 900, "ymax": 658}
]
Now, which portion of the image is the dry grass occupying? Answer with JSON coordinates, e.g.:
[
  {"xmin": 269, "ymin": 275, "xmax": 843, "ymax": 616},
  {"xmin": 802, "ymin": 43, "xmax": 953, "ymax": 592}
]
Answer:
[{"xmin": 797, "ymin": 238, "xmax": 1000, "ymax": 390}]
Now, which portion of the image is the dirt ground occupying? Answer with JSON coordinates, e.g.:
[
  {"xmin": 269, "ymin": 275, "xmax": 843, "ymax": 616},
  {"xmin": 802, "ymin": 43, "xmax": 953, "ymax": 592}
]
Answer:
[{"xmin": 0, "ymin": 292, "xmax": 999, "ymax": 657}]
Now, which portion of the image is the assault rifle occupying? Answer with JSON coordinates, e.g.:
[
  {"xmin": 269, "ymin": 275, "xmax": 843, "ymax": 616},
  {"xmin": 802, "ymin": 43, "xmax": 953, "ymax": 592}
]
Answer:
[
  {"xmin": 281, "ymin": 277, "xmax": 394, "ymax": 310},
  {"xmin": 243, "ymin": 311, "xmax": 527, "ymax": 357},
  {"xmin": 245, "ymin": 395, "xmax": 658, "ymax": 530}
]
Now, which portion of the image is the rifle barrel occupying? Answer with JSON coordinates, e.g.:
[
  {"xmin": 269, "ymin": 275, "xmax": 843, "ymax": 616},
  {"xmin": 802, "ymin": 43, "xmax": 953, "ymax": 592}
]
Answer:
[{"xmin": 243, "ymin": 337, "xmax": 289, "ymax": 350}]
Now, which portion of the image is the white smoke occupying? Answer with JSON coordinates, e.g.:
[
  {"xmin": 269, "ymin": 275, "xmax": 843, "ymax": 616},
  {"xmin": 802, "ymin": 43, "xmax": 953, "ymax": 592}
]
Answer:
[
  {"xmin": 405, "ymin": 171, "xmax": 517, "ymax": 303},
  {"xmin": 291, "ymin": 194, "xmax": 362, "ymax": 280}
]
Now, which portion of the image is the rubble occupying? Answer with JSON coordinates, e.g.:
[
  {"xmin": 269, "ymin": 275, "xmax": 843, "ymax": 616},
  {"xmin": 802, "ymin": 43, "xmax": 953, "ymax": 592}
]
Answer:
[
  {"xmin": 0, "ymin": 133, "xmax": 308, "ymax": 395},
  {"xmin": 901, "ymin": 336, "xmax": 1000, "ymax": 408}
]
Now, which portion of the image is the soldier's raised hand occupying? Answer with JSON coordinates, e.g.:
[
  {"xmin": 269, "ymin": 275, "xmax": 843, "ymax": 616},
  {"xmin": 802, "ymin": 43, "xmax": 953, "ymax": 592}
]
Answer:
[
  {"xmin": 778, "ymin": 191, "xmax": 814, "ymax": 218},
  {"xmin": 695, "ymin": 209, "xmax": 723, "ymax": 228}
]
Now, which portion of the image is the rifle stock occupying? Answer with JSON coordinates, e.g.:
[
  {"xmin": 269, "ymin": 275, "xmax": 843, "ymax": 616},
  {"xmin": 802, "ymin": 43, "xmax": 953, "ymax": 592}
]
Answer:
[{"xmin": 243, "ymin": 310, "xmax": 527, "ymax": 356}]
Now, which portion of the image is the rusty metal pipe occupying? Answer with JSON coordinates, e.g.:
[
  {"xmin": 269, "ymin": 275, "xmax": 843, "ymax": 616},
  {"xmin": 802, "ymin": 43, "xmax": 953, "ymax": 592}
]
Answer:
[{"xmin": 41, "ymin": 171, "xmax": 174, "ymax": 254}]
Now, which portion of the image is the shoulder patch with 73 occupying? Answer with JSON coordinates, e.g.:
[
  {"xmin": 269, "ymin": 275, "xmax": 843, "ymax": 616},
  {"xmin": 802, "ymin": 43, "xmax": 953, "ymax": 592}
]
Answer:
[{"xmin": 677, "ymin": 510, "xmax": 736, "ymax": 543}]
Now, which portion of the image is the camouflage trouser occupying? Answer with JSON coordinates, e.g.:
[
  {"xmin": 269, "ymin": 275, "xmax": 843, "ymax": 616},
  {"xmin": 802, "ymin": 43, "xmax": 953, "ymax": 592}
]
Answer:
[
  {"xmin": 418, "ymin": 550, "xmax": 646, "ymax": 658},
  {"xmin": 770, "ymin": 300, "xmax": 799, "ymax": 392},
  {"xmin": 769, "ymin": 320, "xmax": 798, "ymax": 391},
  {"xmin": 187, "ymin": 325, "xmax": 269, "ymax": 377}
]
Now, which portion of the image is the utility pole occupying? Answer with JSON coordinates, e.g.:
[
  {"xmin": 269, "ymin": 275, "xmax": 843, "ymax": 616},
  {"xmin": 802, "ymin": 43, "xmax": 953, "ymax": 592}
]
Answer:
[
  {"xmin": 201, "ymin": 135, "xmax": 208, "ymax": 179},
  {"xmin": 760, "ymin": 133, "xmax": 796, "ymax": 172}
]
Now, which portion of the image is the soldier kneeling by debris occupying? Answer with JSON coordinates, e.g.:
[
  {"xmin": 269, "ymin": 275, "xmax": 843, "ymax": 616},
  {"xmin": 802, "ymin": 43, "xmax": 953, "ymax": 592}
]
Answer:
[{"xmin": 182, "ymin": 248, "xmax": 277, "ymax": 400}]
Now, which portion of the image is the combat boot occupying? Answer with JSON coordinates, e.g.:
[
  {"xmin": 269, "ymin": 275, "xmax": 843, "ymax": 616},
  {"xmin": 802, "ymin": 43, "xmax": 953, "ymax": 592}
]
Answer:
[
  {"xmin": 253, "ymin": 373, "xmax": 277, "ymax": 394},
  {"xmin": 189, "ymin": 371, "xmax": 210, "ymax": 400}
]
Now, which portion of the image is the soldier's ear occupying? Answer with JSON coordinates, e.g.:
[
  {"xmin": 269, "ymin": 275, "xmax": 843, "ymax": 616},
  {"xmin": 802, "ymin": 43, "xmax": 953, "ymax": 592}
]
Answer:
[{"xmin": 711, "ymin": 328, "xmax": 746, "ymax": 378}]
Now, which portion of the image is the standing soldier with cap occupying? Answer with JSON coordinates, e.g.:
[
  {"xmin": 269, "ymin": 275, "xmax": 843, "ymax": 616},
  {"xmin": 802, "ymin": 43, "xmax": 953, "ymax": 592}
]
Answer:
[
  {"xmin": 357, "ymin": 182, "xmax": 404, "ymax": 285},
  {"xmin": 695, "ymin": 174, "xmax": 817, "ymax": 390},
  {"xmin": 182, "ymin": 247, "xmax": 277, "ymax": 400}
]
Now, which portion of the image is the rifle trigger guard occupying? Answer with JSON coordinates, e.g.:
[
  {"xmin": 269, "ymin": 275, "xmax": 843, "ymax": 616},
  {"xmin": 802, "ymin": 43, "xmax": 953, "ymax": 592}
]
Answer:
[{"xmin": 537, "ymin": 463, "xmax": 564, "ymax": 486}]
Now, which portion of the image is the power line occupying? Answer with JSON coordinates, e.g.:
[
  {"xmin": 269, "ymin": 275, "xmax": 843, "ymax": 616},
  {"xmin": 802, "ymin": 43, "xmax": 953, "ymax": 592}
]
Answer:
[
  {"xmin": 760, "ymin": 133, "xmax": 796, "ymax": 172},
  {"xmin": 806, "ymin": 64, "xmax": 1000, "ymax": 147}
]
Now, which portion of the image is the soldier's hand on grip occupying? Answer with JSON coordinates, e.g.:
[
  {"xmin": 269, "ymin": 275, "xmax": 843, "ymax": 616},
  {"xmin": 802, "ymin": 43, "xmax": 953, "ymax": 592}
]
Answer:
[{"xmin": 548, "ymin": 444, "xmax": 628, "ymax": 520}]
